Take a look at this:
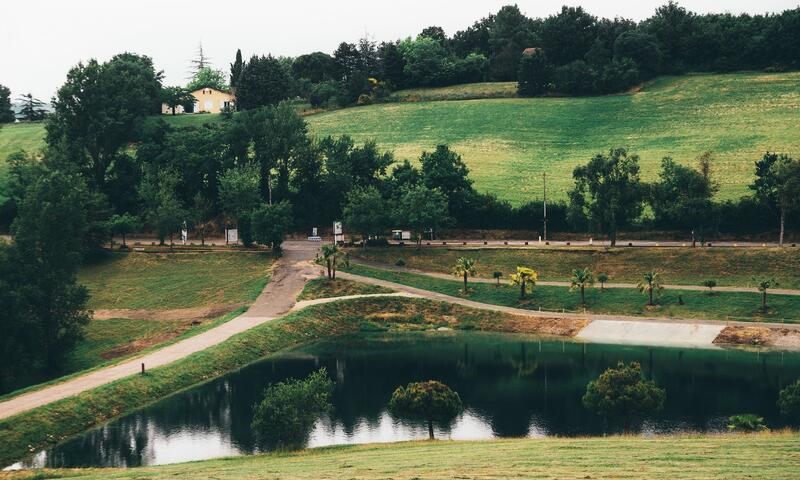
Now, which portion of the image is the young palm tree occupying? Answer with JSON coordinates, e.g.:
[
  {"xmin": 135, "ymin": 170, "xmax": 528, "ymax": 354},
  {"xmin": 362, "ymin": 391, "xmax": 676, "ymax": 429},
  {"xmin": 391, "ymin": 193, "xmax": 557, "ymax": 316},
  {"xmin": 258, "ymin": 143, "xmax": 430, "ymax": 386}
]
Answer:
[
  {"xmin": 318, "ymin": 244, "xmax": 344, "ymax": 279},
  {"xmin": 570, "ymin": 268, "xmax": 595, "ymax": 305},
  {"xmin": 452, "ymin": 257, "xmax": 477, "ymax": 292},
  {"xmin": 754, "ymin": 277, "xmax": 778, "ymax": 310},
  {"xmin": 637, "ymin": 271, "xmax": 664, "ymax": 306},
  {"xmin": 510, "ymin": 267, "xmax": 538, "ymax": 299}
]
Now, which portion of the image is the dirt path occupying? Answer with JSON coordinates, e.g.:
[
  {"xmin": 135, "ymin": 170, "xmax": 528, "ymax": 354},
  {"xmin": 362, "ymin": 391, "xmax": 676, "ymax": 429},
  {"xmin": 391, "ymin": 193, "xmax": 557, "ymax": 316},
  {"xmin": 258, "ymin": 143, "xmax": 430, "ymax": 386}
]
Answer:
[
  {"xmin": 350, "ymin": 259, "xmax": 800, "ymax": 296},
  {"xmin": 0, "ymin": 242, "xmax": 318, "ymax": 421}
]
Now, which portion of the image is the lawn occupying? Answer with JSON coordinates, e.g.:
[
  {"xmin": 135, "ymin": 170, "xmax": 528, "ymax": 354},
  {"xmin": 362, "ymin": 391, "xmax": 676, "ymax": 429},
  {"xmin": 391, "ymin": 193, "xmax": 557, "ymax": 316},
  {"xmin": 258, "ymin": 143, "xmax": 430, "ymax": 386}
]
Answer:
[
  {"xmin": 351, "ymin": 246, "xmax": 800, "ymax": 289},
  {"xmin": 309, "ymin": 72, "xmax": 800, "ymax": 204},
  {"xmin": 297, "ymin": 277, "xmax": 394, "ymax": 301},
  {"xmin": 7, "ymin": 433, "xmax": 798, "ymax": 479},
  {"xmin": 348, "ymin": 264, "xmax": 800, "ymax": 323},
  {"xmin": 78, "ymin": 251, "xmax": 272, "ymax": 310}
]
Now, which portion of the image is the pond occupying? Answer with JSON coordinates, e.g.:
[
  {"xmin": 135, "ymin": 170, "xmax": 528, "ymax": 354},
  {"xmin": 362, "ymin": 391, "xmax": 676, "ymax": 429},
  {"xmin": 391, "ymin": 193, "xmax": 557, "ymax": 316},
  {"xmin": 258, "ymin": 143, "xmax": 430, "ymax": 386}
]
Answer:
[{"xmin": 16, "ymin": 332, "xmax": 800, "ymax": 468}]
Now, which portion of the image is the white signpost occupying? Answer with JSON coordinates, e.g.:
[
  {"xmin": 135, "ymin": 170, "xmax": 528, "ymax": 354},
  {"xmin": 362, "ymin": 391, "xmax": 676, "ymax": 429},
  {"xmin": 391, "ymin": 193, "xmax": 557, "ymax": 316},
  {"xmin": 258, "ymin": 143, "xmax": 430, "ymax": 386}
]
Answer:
[
  {"xmin": 226, "ymin": 228, "xmax": 238, "ymax": 244},
  {"xmin": 333, "ymin": 221, "xmax": 344, "ymax": 244}
]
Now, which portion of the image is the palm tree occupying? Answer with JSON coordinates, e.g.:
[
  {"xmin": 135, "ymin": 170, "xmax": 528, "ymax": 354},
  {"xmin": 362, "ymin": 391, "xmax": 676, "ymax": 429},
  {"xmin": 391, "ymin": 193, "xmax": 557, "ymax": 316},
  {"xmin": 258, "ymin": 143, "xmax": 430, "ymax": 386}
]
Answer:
[
  {"xmin": 510, "ymin": 267, "xmax": 538, "ymax": 299},
  {"xmin": 637, "ymin": 271, "xmax": 664, "ymax": 306},
  {"xmin": 452, "ymin": 257, "xmax": 477, "ymax": 292},
  {"xmin": 570, "ymin": 268, "xmax": 595, "ymax": 305},
  {"xmin": 754, "ymin": 277, "xmax": 778, "ymax": 310},
  {"xmin": 318, "ymin": 244, "xmax": 344, "ymax": 279},
  {"xmin": 597, "ymin": 272, "xmax": 609, "ymax": 291}
]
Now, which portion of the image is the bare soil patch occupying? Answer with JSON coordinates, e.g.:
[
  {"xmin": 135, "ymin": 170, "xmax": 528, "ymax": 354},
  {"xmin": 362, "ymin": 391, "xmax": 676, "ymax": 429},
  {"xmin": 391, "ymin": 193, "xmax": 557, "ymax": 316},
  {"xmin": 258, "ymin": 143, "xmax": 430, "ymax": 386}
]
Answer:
[
  {"xmin": 714, "ymin": 325, "xmax": 800, "ymax": 349},
  {"xmin": 485, "ymin": 315, "xmax": 589, "ymax": 337},
  {"xmin": 93, "ymin": 303, "xmax": 244, "ymax": 321}
]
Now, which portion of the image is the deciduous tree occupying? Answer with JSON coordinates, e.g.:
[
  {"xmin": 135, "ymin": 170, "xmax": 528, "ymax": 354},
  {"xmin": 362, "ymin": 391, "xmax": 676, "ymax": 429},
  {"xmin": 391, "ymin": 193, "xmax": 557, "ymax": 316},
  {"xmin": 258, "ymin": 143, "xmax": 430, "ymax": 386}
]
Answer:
[
  {"xmin": 569, "ymin": 148, "xmax": 644, "ymax": 247},
  {"xmin": 388, "ymin": 380, "xmax": 463, "ymax": 440}
]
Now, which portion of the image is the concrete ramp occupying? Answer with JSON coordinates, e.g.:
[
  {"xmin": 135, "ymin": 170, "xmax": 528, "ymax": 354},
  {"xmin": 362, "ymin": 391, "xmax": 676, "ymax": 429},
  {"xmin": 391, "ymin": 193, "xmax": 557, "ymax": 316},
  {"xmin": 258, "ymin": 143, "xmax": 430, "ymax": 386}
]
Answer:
[{"xmin": 576, "ymin": 320, "xmax": 725, "ymax": 349}]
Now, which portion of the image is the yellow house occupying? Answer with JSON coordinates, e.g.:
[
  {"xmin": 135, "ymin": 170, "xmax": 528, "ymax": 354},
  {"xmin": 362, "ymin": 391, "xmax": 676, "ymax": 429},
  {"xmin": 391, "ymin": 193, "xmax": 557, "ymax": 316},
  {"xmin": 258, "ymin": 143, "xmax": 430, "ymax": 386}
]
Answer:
[{"xmin": 161, "ymin": 87, "xmax": 235, "ymax": 114}]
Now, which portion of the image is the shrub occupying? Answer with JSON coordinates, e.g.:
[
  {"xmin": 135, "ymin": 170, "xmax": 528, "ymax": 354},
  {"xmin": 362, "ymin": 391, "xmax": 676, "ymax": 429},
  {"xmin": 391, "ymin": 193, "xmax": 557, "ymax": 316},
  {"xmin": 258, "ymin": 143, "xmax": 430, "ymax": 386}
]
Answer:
[
  {"xmin": 727, "ymin": 414, "xmax": 768, "ymax": 432},
  {"xmin": 777, "ymin": 379, "xmax": 800, "ymax": 421},
  {"xmin": 251, "ymin": 368, "xmax": 334, "ymax": 450},
  {"xmin": 597, "ymin": 272, "xmax": 609, "ymax": 290},
  {"xmin": 702, "ymin": 279, "xmax": 717, "ymax": 293},
  {"xmin": 389, "ymin": 380, "xmax": 463, "ymax": 440},
  {"xmin": 493, "ymin": 271, "xmax": 502, "ymax": 285},
  {"xmin": 395, "ymin": 258, "xmax": 406, "ymax": 267},
  {"xmin": 365, "ymin": 238, "xmax": 389, "ymax": 247}
]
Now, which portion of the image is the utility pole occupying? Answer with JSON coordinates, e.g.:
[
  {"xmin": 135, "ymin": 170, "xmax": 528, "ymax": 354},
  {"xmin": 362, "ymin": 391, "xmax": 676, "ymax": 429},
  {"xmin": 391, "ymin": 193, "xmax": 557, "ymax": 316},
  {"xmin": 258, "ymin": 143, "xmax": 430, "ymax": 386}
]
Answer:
[{"xmin": 542, "ymin": 172, "xmax": 548, "ymax": 241}]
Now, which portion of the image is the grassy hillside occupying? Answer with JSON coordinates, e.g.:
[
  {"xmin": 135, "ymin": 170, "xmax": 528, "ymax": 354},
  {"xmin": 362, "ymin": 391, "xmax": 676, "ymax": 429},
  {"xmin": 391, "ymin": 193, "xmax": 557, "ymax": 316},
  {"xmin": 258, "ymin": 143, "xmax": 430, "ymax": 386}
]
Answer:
[
  {"xmin": 309, "ymin": 72, "xmax": 800, "ymax": 203},
  {"xmin": 6, "ymin": 433, "xmax": 799, "ymax": 479}
]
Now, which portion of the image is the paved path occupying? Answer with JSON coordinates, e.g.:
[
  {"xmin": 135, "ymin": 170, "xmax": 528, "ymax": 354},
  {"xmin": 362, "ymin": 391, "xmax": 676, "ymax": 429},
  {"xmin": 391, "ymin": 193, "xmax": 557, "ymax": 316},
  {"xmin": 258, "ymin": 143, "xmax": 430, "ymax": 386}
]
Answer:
[
  {"xmin": 0, "ymin": 242, "xmax": 318, "ymax": 421},
  {"xmin": 351, "ymin": 259, "xmax": 800, "ymax": 296}
]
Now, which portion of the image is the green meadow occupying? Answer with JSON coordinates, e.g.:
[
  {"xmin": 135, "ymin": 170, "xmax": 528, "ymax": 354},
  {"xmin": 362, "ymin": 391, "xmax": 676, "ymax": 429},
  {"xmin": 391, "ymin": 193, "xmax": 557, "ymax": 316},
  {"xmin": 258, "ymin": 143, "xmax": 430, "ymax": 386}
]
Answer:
[{"xmin": 309, "ymin": 72, "xmax": 800, "ymax": 203}]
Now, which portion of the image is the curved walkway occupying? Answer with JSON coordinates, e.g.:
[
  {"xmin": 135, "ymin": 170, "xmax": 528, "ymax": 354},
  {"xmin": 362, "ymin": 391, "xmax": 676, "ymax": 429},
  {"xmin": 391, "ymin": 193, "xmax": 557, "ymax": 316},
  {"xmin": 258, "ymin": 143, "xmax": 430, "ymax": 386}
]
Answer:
[
  {"xmin": 0, "ymin": 242, "xmax": 318, "ymax": 421},
  {"xmin": 351, "ymin": 259, "xmax": 800, "ymax": 296}
]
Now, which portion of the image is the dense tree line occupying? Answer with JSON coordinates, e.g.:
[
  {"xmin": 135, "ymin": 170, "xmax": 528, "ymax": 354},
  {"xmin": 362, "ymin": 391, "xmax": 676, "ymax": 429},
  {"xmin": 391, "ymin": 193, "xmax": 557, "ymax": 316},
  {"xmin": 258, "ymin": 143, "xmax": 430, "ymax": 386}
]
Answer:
[{"xmin": 225, "ymin": 2, "xmax": 800, "ymax": 110}]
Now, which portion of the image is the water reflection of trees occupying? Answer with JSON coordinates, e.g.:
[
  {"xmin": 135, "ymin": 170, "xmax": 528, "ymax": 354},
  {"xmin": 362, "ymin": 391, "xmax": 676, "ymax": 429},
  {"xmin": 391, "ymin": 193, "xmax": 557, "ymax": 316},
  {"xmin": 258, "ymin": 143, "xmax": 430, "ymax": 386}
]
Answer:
[{"xmin": 35, "ymin": 334, "xmax": 800, "ymax": 467}]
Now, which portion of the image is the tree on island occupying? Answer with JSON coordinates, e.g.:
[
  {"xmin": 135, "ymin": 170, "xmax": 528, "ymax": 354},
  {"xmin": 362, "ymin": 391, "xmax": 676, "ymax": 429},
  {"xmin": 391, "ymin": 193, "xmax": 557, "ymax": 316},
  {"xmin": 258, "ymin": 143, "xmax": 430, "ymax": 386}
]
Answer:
[
  {"xmin": 583, "ymin": 361, "xmax": 665, "ymax": 432},
  {"xmin": 251, "ymin": 368, "xmax": 334, "ymax": 451},
  {"xmin": 388, "ymin": 380, "xmax": 463, "ymax": 440}
]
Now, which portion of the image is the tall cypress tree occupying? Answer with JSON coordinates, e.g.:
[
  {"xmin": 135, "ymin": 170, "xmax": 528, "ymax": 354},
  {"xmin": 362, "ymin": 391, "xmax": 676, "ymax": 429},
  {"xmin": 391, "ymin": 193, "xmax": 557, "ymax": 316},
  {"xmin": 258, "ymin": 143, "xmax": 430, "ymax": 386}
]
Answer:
[
  {"xmin": 230, "ymin": 49, "xmax": 244, "ymax": 91},
  {"xmin": 0, "ymin": 84, "xmax": 14, "ymax": 123}
]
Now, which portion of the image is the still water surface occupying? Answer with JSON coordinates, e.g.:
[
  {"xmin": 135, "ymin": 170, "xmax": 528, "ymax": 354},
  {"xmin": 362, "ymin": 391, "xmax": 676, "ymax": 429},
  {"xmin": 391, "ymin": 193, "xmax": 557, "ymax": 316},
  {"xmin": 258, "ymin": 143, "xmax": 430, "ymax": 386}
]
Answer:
[{"xmin": 19, "ymin": 332, "xmax": 800, "ymax": 468}]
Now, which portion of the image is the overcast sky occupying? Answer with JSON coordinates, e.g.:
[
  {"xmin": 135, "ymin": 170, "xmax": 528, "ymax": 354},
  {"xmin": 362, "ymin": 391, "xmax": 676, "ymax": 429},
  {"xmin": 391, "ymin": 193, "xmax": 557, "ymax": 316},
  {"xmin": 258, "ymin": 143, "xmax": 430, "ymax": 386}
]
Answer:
[{"xmin": 2, "ymin": 0, "xmax": 797, "ymax": 100}]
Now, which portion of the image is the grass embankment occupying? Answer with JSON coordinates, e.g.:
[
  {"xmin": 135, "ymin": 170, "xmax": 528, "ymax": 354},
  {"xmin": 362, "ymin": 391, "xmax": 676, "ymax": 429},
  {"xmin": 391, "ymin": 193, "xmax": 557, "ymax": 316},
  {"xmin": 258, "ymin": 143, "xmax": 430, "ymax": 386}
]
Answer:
[
  {"xmin": 1, "ymin": 253, "xmax": 272, "ymax": 397},
  {"xmin": 348, "ymin": 264, "xmax": 800, "ymax": 323},
  {"xmin": 352, "ymin": 246, "xmax": 800, "ymax": 289},
  {"xmin": 6, "ymin": 433, "xmax": 799, "ymax": 480},
  {"xmin": 0, "ymin": 297, "xmax": 553, "ymax": 466},
  {"xmin": 309, "ymin": 72, "xmax": 800, "ymax": 204},
  {"xmin": 297, "ymin": 277, "xmax": 395, "ymax": 300}
]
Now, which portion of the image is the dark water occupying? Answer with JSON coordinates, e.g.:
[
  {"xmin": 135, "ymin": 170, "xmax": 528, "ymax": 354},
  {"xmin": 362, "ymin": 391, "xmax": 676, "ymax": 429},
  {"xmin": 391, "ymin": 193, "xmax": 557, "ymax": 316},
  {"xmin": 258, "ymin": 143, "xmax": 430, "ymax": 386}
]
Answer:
[{"xmin": 16, "ymin": 333, "xmax": 800, "ymax": 468}]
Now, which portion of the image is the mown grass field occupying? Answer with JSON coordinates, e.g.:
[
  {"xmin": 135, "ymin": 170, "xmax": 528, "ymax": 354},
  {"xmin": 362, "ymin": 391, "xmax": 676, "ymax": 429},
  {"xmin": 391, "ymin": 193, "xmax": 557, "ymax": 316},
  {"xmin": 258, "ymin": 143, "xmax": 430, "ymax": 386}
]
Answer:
[
  {"xmin": 79, "ymin": 252, "xmax": 272, "ymax": 310},
  {"xmin": 348, "ymin": 264, "xmax": 800, "ymax": 323},
  {"xmin": 6, "ymin": 433, "xmax": 798, "ymax": 480},
  {"xmin": 310, "ymin": 72, "xmax": 800, "ymax": 203},
  {"xmin": 351, "ymin": 246, "xmax": 800, "ymax": 289}
]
